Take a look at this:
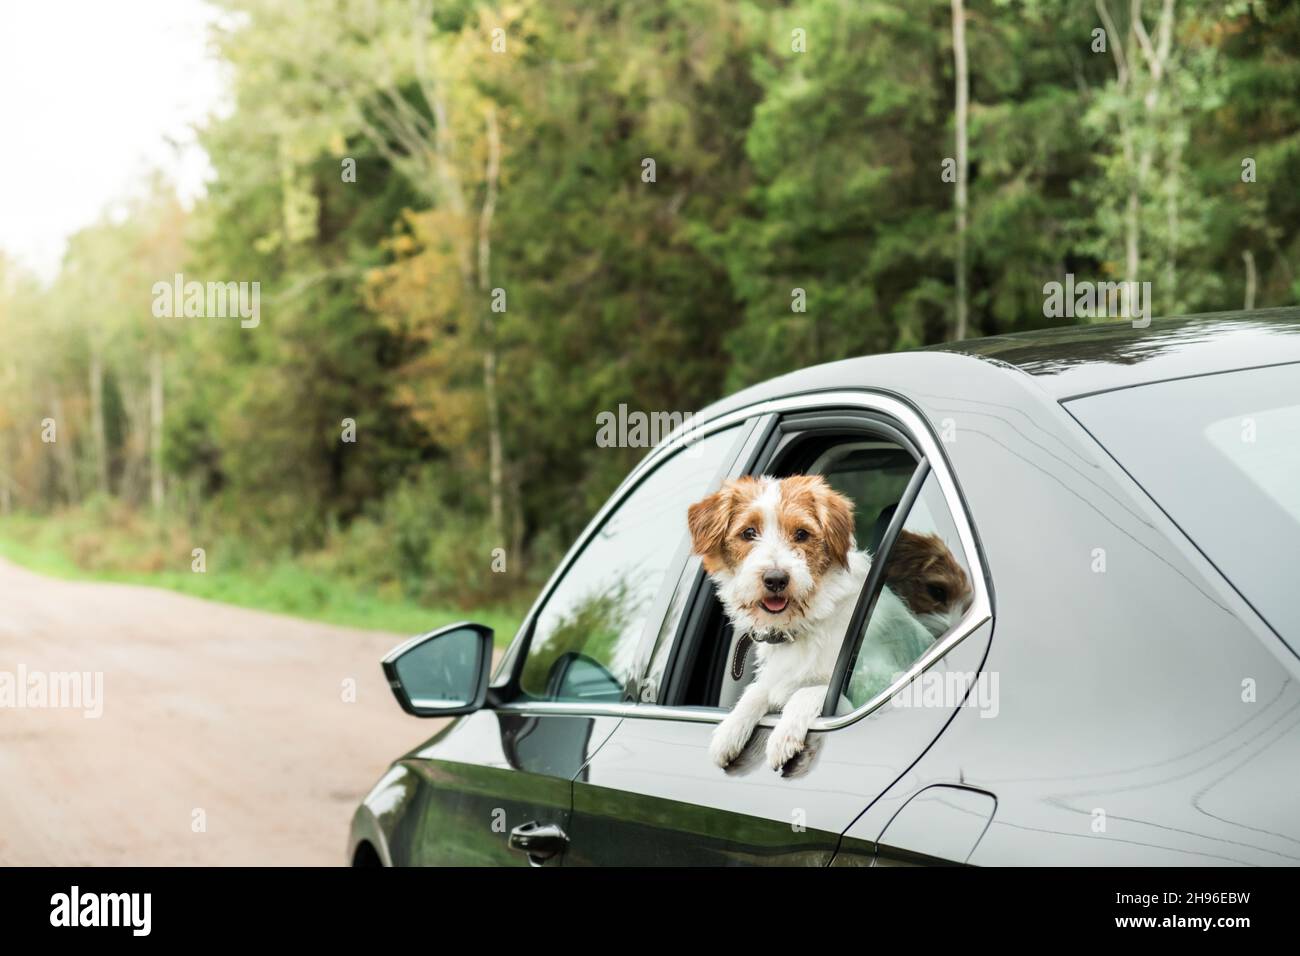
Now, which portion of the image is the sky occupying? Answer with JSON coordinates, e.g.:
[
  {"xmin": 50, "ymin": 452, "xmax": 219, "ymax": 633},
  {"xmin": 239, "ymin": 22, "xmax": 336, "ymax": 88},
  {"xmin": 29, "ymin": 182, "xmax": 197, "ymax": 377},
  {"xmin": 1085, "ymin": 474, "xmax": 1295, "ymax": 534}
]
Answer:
[{"xmin": 0, "ymin": 0, "xmax": 225, "ymax": 281}]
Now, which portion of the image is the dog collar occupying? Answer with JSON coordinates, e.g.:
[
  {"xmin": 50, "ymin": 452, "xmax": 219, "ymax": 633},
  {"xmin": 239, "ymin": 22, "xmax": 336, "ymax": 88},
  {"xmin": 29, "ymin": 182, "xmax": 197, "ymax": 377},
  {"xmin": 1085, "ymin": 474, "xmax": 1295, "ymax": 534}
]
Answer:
[{"xmin": 749, "ymin": 627, "xmax": 793, "ymax": 645}]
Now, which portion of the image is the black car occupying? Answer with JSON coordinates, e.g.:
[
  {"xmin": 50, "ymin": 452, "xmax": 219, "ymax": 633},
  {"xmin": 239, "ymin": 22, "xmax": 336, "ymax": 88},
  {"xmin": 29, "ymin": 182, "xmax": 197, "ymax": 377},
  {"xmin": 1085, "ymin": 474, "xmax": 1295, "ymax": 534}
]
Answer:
[{"xmin": 350, "ymin": 311, "xmax": 1300, "ymax": 866}]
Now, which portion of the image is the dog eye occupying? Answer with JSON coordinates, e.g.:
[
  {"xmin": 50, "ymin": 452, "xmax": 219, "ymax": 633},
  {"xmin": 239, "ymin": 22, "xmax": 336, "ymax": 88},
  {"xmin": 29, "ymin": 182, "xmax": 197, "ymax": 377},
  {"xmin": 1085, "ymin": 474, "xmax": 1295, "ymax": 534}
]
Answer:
[
  {"xmin": 741, "ymin": 527, "xmax": 758, "ymax": 541},
  {"xmin": 926, "ymin": 584, "xmax": 948, "ymax": 603},
  {"xmin": 793, "ymin": 529, "xmax": 810, "ymax": 542}
]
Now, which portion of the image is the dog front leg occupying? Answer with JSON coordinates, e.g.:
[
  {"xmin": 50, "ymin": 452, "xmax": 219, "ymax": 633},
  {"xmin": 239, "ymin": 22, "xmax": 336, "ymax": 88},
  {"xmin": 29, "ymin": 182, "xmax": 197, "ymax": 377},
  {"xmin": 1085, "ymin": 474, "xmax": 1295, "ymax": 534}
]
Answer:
[
  {"xmin": 766, "ymin": 684, "xmax": 828, "ymax": 771},
  {"xmin": 709, "ymin": 682, "xmax": 771, "ymax": 768}
]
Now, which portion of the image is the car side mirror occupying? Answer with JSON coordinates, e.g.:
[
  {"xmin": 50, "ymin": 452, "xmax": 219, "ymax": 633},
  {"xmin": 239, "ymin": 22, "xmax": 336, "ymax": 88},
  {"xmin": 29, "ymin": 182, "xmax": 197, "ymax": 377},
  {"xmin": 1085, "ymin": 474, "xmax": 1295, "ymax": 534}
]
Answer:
[{"xmin": 382, "ymin": 622, "xmax": 494, "ymax": 717}]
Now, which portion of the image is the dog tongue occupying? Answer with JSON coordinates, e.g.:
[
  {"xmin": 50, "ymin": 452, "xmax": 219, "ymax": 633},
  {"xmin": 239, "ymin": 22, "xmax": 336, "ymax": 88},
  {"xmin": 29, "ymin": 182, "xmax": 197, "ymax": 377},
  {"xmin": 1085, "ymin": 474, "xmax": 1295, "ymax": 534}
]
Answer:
[{"xmin": 762, "ymin": 596, "xmax": 788, "ymax": 613}]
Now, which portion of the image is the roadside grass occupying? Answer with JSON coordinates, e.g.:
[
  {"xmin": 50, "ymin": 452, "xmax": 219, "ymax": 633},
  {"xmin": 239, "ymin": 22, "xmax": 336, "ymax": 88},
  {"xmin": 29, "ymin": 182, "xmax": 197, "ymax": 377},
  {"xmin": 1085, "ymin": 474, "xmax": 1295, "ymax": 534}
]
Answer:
[{"xmin": 0, "ymin": 512, "xmax": 523, "ymax": 646}]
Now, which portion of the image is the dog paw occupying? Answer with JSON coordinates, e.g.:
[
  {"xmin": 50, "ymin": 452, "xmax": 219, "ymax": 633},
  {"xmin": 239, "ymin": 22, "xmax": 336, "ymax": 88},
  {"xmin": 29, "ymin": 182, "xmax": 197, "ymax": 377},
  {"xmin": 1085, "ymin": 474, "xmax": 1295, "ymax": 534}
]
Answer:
[
  {"xmin": 709, "ymin": 720, "xmax": 750, "ymax": 768},
  {"xmin": 765, "ymin": 729, "xmax": 807, "ymax": 771}
]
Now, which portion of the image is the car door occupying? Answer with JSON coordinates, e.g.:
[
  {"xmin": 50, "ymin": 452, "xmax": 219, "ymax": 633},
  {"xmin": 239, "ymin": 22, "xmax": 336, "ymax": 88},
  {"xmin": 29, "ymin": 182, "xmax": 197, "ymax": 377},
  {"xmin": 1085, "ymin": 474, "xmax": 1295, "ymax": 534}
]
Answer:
[
  {"xmin": 394, "ymin": 420, "xmax": 756, "ymax": 865},
  {"xmin": 562, "ymin": 391, "xmax": 994, "ymax": 865}
]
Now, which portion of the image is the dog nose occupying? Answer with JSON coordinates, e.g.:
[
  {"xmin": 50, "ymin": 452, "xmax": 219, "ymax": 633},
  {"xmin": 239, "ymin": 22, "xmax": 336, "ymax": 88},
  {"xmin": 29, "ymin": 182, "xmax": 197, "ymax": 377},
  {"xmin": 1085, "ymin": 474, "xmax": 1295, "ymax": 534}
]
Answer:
[{"xmin": 763, "ymin": 570, "xmax": 789, "ymax": 593}]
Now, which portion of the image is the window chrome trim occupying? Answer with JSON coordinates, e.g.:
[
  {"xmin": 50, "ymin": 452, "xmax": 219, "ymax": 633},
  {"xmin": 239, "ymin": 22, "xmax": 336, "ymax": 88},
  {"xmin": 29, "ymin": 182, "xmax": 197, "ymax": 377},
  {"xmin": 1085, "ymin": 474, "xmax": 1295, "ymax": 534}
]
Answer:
[{"xmin": 493, "ymin": 388, "xmax": 992, "ymax": 732}]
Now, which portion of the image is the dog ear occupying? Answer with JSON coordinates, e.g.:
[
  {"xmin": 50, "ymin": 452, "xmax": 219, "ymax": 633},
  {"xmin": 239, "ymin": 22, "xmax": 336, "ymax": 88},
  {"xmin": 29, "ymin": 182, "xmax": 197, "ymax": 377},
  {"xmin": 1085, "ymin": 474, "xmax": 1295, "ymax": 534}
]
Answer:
[
  {"xmin": 688, "ymin": 484, "xmax": 735, "ymax": 572},
  {"xmin": 816, "ymin": 481, "xmax": 856, "ymax": 568}
]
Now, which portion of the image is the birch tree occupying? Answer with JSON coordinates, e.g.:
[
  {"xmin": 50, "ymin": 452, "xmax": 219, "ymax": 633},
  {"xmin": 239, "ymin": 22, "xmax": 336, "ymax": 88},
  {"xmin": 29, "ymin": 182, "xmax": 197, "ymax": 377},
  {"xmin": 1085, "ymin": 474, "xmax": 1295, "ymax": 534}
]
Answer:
[{"xmin": 951, "ymin": 0, "xmax": 970, "ymax": 340}]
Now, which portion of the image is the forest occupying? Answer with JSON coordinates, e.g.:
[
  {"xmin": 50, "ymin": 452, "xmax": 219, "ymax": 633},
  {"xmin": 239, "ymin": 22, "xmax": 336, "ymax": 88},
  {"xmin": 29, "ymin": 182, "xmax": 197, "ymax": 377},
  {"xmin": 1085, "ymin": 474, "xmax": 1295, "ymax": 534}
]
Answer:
[{"xmin": 0, "ymin": 0, "xmax": 1296, "ymax": 629}]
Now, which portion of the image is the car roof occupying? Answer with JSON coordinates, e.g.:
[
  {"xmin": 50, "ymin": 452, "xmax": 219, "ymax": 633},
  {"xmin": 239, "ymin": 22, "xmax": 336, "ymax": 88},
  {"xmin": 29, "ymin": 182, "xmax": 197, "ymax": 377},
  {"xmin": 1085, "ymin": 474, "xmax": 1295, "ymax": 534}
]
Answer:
[
  {"xmin": 933, "ymin": 307, "xmax": 1300, "ymax": 399},
  {"xmin": 696, "ymin": 308, "xmax": 1300, "ymax": 422}
]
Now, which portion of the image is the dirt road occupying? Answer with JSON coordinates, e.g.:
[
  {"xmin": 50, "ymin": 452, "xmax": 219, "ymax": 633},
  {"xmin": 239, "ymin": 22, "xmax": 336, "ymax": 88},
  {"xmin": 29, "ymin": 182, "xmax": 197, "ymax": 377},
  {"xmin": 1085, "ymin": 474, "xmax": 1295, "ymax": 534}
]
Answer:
[{"xmin": 0, "ymin": 557, "xmax": 439, "ymax": 865}]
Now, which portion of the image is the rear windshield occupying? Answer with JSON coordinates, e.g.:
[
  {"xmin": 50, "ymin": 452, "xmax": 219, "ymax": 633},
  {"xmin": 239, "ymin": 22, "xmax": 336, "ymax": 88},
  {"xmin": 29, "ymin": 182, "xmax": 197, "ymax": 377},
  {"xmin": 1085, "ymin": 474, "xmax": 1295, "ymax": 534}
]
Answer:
[{"xmin": 1067, "ymin": 363, "xmax": 1300, "ymax": 651}]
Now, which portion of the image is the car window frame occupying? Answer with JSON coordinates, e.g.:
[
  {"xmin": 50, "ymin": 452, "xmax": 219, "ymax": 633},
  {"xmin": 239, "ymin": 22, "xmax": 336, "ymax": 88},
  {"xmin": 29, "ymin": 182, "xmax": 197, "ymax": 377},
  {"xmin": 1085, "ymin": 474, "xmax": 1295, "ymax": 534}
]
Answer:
[
  {"xmin": 489, "ymin": 417, "xmax": 758, "ymax": 705},
  {"xmin": 492, "ymin": 388, "xmax": 993, "ymax": 732}
]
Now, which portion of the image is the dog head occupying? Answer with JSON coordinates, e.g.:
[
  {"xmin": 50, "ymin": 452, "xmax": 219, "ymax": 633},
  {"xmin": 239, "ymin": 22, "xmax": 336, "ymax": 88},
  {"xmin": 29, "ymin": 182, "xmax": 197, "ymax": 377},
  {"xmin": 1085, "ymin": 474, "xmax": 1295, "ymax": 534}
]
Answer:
[
  {"xmin": 688, "ymin": 475, "xmax": 855, "ymax": 641},
  {"xmin": 882, "ymin": 530, "xmax": 973, "ymax": 637}
]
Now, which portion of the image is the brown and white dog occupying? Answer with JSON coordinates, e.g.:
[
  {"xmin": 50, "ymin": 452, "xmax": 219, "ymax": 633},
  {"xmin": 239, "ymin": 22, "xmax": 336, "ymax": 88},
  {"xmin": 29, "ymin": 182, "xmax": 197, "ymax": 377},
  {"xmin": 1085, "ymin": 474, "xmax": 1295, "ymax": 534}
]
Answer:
[
  {"xmin": 883, "ymin": 530, "xmax": 974, "ymax": 640},
  {"xmin": 688, "ymin": 475, "xmax": 971, "ymax": 771}
]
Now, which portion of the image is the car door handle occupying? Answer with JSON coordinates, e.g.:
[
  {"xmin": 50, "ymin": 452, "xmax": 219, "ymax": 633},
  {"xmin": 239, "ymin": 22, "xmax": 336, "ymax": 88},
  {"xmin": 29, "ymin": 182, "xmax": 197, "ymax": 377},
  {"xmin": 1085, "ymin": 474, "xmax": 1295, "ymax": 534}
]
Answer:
[{"xmin": 508, "ymin": 821, "xmax": 568, "ymax": 864}]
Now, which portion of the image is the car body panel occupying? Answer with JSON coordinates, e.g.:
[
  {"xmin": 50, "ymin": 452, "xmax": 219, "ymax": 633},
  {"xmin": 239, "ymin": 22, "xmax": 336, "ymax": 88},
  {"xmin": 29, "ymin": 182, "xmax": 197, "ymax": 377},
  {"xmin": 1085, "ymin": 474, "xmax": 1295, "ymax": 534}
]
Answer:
[
  {"xmin": 871, "ymin": 785, "xmax": 997, "ymax": 865},
  {"xmin": 351, "ymin": 710, "xmax": 623, "ymax": 866},
  {"xmin": 564, "ymin": 621, "xmax": 990, "ymax": 865}
]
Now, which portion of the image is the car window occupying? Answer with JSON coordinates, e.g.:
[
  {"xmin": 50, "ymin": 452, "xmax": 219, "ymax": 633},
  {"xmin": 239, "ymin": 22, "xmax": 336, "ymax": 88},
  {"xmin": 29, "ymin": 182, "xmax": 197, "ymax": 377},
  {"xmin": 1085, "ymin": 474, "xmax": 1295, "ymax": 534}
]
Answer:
[
  {"xmin": 657, "ymin": 424, "xmax": 949, "ymax": 711},
  {"xmin": 839, "ymin": 470, "xmax": 975, "ymax": 713},
  {"xmin": 518, "ymin": 426, "xmax": 743, "ymax": 703},
  {"xmin": 1066, "ymin": 363, "xmax": 1300, "ymax": 649}
]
